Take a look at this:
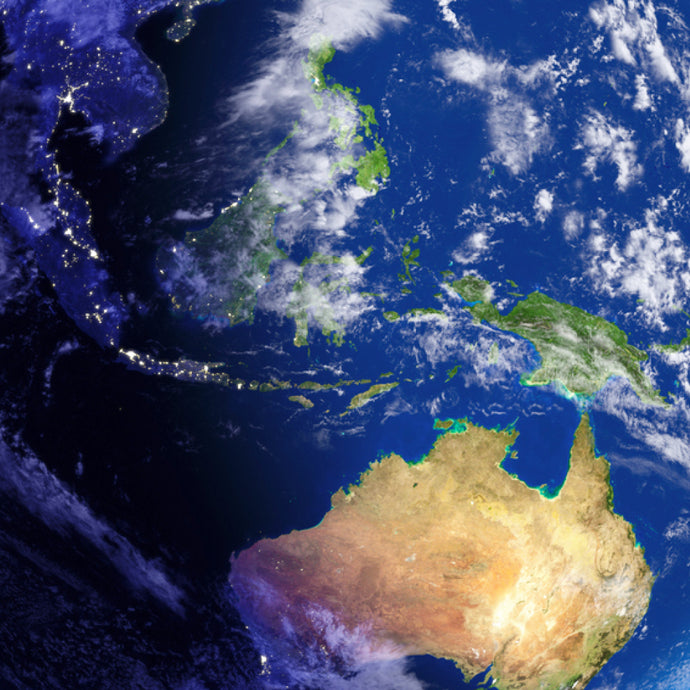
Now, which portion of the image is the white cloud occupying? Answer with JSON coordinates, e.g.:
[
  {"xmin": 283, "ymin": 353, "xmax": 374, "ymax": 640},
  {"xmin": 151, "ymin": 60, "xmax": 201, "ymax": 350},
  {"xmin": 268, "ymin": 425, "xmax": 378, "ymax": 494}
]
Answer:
[
  {"xmin": 437, "ymin": 49, "xmax": 506, "ymax": 87},
  {"xmin": 269, "ymin": 649, "xmax": 428, "ymax": 689},
  {"xmin": 0, "ymin": 434, "xmax": 184, "ymax": 612},
  {"xmin": 579, "ymin": 111, "xmax": 642, "ymax": 190},
  {"xmin": 438, "ymin": 49, "xmax": 562, "ymax": 175},
  {"xmin": 617, "ymin": 223, "xmax": 687, "ymax": 317},
  {"xmin": 488, "ymin": 97, "xmax": 549, "ymax": 174},
  {"xmin": 228, "ymin": 7, "xmax": 397, "ymax": 204},
  {"xmin": 227, "ymin": 56, "xmax": 311, "ymax": 125},
  {"xmin": 452, "ymin": 226, "xmax": 494, "ymax": 265},
  {"xmin": 534, "ymin": 189, "xmax": 554, "ymax": 222},
  {"xmin": 518, "ymin": 55, "xmax": 581, "ymax": 91},
  {"xmin": 287, "ymin": 0, "xmax": 407, "ymax": 50},
  {"xmin": 257, "ymin": 253, "xmax": 375, "ymax": 341},
  {"xmin": 563, "ymin": 210, "xmax": 584, "ymax": 239},
  {"xmin": 206, "ymin": 0, "xmax": 405, "ymax": 341},
  {"xmin": 408, "ymin": 311, "xmax": 532, "ymax": 394},
  {"xmin": 589, "ymin": 0, "xmax": 679, "ymax": 83},
  {"xmin": 610, "ymin": 29, "xmax": 637, "ymax": 65},
  {"xmin": 664, "ymin": 516, "xmax": 690, "ymax": 541},
  {"xmin": 437, "ymin": 0, "xmax": 461, "ymax": 30},
  {"xmin": 0, "ymin": 234, "xmax": 28, "ymax": 316},
  {"xmin": 492, "ymin": 209, "xmax": 529, "ymax": 226},
  {"xmin": 236, "ymin": 582, "xmax": 428, "ymax": 688},
  {"xmin": 675, "ymin": 118, "xmax": 690, "ymax": 172},
  {"xmin": 633, "ymin": 73, "xmax": 652, "ymax": 110},
  {"xmin": 439, "ymin": 49, "xmax": 576, "ymax": 93},
  {"xmin": 462, "ymin": 332, "xmax": 535, "ymax": 391},
  {"xmin": 275, "ymin": 184, "xmax": 369, "ymax": 247},
  {"xmin": 587, "ymin": 206, "xmax": 690, "ymax": 328},
  {"xmin": 592, "ymin": 378, "xmax": 690, "ymax": 467},
  {"xmin": 172, "ymin": 207, "xmax": 214, "ymax": 222}
]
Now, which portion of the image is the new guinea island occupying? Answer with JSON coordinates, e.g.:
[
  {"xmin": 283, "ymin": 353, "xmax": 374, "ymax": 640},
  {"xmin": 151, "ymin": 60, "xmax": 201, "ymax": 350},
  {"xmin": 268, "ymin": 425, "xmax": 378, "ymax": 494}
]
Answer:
[{"xmin": 229, "ymin": 415, "xmax": 653, "ymax": 690}]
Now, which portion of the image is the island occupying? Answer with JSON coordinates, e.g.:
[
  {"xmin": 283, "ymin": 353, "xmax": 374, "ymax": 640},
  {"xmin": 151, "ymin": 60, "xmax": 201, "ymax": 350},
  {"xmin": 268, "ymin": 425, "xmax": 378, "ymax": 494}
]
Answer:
[
  {"xmin": 288, "ymin": 395, "xmax": 314, "ymax": 409},
  {"xmin": 230, "ymin": 415, "xmax": 653, "ymax": 689},
  {"xmin": 158, "ymin": 38, "xmax": 388, "ymax": 342},
  {"xmin": 345, "ymin": 381, "xmax": 399, "ymax": 411},
  {"xmin": 157, "ymin": 181, "xmax": 286, "ymax": 325},
  {"xmin": 656, "ymin": 327, "xmax": 690, "ymax": 353},
  {"xmin": 305, "ymin": 39, "xmax": 391, "ymax": 192},
  {"xmin": 452, "ymin": 276, "xmax": 664, "ymax": 404}
]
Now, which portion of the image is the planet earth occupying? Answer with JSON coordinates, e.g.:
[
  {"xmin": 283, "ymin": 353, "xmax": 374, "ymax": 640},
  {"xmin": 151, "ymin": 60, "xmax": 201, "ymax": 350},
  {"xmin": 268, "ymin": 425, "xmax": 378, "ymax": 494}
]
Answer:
[{"xmin": 2, "ymin": 0, "xmax": 690, "ymax": 687}]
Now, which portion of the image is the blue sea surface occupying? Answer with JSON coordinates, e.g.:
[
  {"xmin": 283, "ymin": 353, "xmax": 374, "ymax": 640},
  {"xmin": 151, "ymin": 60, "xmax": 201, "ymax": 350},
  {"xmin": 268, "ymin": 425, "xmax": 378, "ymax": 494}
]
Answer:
[
  {"xmin": 587, "ymin": 408, "xmax": 690, "ymax": 687},
  {"xmin": 7, "ymin": 0, "xmax": 690, "ymax": 686},
  {"xmin": 409, "ymin": 655, "xmax": 494, "ymax": 689},
  {"xmin": 102, "ymin": 0, "xmax": 687, "ymax": 686},
  {"xmin": 500, "ymin": 392, "xmax": 581, "ymax": 496}
]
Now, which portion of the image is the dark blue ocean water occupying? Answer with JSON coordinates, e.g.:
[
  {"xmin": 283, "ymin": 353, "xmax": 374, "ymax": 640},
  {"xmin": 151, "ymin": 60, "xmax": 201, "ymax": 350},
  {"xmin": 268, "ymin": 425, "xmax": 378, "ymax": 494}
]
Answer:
[{"xmin": 69, "ymin": 0, "xmax": 690, "ymax": 686}]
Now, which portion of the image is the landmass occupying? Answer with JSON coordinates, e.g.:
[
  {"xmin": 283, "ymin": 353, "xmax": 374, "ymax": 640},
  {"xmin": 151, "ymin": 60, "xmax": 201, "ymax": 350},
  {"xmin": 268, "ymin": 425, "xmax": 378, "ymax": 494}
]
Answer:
[
  {"xmin": 446, "ymin": 364, "xmax": 461, "ymax": 381},
  {"xmin": 488, "ymin": 341, "xmax": 500, "ymax": 364},
  {"xmin": 118, "ymin": 349, "xmax": 244, "ymax": 387},
  {"xmin": 398, "ymin": 234, "xmax": 420, "ymax": 284},
  {"xmin": 383, "ymin": 307, "xmax": 446, "ymax": 322},
  {"xmin": 287, "ymin": 273, "xmax": 347, "ymax": 347},
  {"xmin": 288, "ymin": 250, "xmax": 373, "ymax": 347},
  {"xmin": 165, "ymin": 0, "xmax": 222, "ymax": 41},
  {"xmin": 229, "ymin": 415, "xmax": 653, "ymax": 689},
  {"xmin": 1, "ymin": 0, "xmax": 217, "ymax": 347},
  {"xmin": 408, "ymin": 307, "xmax": 446, "ymax": 319},
  {"xmin": 452, "ymin": 276, "xmax": 664, "ymax": 404},
  {"xmin": 433, "ymin": 419, "xmax": 454, "ymax": 430},
  {"xmin": 345, "ymin": 382, "xmax": 399, "ymax": 410},
  {"xmin": 157, "ymin": 181, "xmax": 285, "ymax": 324},
  {"xmin": 656, "ymin": 328, "xmax": 690, "ymax": 353},
  {"xmin": 288, "ymin": 395, "xmax": 314, "ymax": 409},
  {"xmin": 305, "ymin": 39, "xmax": 391, "ymax": 192},
  {"xmin": 158, "ymin": 39, "xmax": 388, "ymax": 342},
  {"xmin": 118, "ymin": 350, "xmax": 402, "ymax": 408},
  {"xmin": 451, "ymin": 274, "xmax": 493, "ymax": 303}
]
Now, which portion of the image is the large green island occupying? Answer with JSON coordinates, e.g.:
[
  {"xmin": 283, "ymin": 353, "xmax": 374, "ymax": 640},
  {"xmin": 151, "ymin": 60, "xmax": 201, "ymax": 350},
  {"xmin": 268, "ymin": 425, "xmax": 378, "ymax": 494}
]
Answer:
[{"xmin": 452, "ymin": 276, "xmax": 664, "ymax": 404}]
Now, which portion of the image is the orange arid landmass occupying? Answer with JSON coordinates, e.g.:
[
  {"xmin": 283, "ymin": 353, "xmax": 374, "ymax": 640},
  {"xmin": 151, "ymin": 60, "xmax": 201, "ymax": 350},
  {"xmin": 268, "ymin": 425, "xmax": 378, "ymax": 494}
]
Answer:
[{"xmin": 230, "ymin": 415, "xmax": 653, "ymax": 689}]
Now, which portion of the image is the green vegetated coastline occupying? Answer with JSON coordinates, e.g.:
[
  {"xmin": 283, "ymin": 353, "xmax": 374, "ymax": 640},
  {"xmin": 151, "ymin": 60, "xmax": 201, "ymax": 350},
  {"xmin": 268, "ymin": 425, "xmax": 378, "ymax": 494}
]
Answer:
[
  {"xmin": 159, "ymin": 36, "xmax": 390, "ymax": 347},
  {"xmin": 157, "ymin": 180, "xmax": 286, "ymax": 324},
  {"xmin": 121, "ymin": 348, "xmax": 403, "ymax": 413},
  {"xmin": 451, "ymin": 276, "xmax": 664, "ymax": 405},
  {"xmin": 156, "ymin": 33, "xmax": 667, "ymax": 410},
  {"xmin": 656, "ymin": 328, "xmax": 690, "ymax": 353},
  {"xmin": 346, "ymin": 382, "xmax": 399, "ymax": 411},
  {"xmin": 304, "ymin": 38, "xmax": 391, "ymax": 192}
]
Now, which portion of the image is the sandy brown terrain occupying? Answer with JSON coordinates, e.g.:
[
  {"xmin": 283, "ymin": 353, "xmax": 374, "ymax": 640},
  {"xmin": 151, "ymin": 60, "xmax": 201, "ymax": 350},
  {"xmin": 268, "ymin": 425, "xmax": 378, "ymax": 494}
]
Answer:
[{"xmin": 230, "ymin": 415, "xmax": 653, "ymax": 689}]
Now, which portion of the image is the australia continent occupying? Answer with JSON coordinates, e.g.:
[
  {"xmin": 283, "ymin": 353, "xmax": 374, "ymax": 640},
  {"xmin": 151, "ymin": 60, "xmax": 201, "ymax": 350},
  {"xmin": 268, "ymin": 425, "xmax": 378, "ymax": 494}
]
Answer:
[{"xmin": 230, "ymin": 415, "xmax": 653, "ymax": 689}]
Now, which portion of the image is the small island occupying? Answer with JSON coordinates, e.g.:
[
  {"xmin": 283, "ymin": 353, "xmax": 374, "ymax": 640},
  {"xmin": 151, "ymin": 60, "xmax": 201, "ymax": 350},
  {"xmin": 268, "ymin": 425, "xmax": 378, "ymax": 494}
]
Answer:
[
  {"xmin": 345, "ymin": 381, "xmax": 399, "ymax": 410},
  {"xmin": 288, "ymin": 395, "xmax": 314, "ymax": 409},
  {"xmin": 230, "ymin": 415, "xmax": 653, "ymax": 689}
]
